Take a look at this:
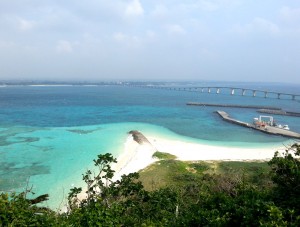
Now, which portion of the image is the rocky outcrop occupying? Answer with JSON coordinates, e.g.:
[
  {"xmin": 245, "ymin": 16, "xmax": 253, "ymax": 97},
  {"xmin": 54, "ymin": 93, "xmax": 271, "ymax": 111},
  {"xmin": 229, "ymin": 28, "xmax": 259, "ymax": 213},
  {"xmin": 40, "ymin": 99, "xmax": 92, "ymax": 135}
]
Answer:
[{"xmin": 128, "ymin": 130, "xmax": 151, "ymax": 145}]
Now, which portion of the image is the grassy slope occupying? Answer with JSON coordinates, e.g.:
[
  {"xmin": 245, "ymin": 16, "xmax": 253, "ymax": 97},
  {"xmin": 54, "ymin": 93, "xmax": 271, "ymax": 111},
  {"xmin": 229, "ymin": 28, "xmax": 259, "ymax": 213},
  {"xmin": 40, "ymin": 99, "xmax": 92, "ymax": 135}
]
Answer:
[{"xmin": 139, "ymin": 152, "xmax": 271, "ymax": 191}]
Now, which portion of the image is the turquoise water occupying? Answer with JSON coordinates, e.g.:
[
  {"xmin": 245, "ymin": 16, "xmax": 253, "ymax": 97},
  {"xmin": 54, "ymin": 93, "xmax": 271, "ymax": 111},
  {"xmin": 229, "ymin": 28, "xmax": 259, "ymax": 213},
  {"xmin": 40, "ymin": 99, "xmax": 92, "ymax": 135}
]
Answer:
[{"xmin": 0, "ymin": 82, "xmax": 299, "ymax": 209}]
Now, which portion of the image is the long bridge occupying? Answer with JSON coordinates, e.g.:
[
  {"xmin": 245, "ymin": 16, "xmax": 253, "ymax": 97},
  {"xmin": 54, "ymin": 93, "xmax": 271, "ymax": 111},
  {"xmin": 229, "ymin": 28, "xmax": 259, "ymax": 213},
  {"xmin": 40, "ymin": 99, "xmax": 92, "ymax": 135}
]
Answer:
[{"xmin": 129, "ymin": 85, "xmax": 300, "ymax": 101}]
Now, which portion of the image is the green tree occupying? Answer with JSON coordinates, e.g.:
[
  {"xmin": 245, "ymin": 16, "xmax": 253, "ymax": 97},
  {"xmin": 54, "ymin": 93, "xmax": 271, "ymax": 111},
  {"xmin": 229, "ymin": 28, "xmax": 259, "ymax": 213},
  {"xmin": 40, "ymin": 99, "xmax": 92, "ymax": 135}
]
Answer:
[
  {"xmin": 2, "ymin": 144, "xmax": 300, "ymax": 226},
  {"xmin": 67, "ymin": 153, "xmax": 179, "ymax": 226},
  {"xmin": 268, "ymin": 143, "xmax": 300, "ymax": 211},
  {"xmin": 0, "ymin": 192, "xmax": 59, "ymax": 226}
]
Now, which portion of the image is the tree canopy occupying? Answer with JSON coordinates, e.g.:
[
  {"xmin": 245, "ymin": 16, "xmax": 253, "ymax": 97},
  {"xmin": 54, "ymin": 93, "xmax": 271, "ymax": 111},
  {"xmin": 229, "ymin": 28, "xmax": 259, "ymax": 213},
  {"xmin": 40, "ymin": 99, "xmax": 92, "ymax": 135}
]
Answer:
[{"xmin": 1, "ymin": 144, "xmax": 300, "ymax": 226}]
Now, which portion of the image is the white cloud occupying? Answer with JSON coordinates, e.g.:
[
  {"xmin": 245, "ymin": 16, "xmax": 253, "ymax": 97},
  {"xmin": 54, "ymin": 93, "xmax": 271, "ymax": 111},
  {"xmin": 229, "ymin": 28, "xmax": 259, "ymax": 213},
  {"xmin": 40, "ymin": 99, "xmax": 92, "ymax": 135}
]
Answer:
[
  {"xmin": 178, "ymin": 0, "xmax": 241, "ymax": 12},
  {"xmin": 19, "ymin": 18, "xmax": 36, "ymax": 31},
  {"xmin": 200, "ymin": 48, "xmax": 219, "ymax": 60},
  {"xmin": 146, "ymin": 30, "xmax": 157, "ymax": 40},
  {"xmin": 113, "ymin": 30, "xmax": 158, "ymax": 47},
  {"xmin": 125, "ymin": 0, "xmax": 144, "ymax": 17},
  {"xmin": 167, "ymin": 24, "xmax": 186, "ymax": 35},
  {"xmin": 113, "ymin": 32, "xmax": 127, "ymax": 42},
  {"xmin": 151, "ymin": 4, "xmax": 169, "ymax": 19},
  {"xmin": 232, "ymin": 17, "xmax": 280, "ymax": 35},
  {"xmin": 0, "ymin": 15, "xmax": 36, "ymax": 32},
  {"xmin": 253, "ymin": 18, "xmax": 280, "ymax": 34},
  {"xmin": 56, "ymin": 40, "xmax": 73, "ymax": 53},
  {"xmin": 113, "ymin": 32, "xmax": 141, "ymax": 48},
  {"xmin": 0, "ymin": 40, "xmax": 16, "ymax": 49},
  {"xmin": 0, "ymin": 0, "xmax": 299, "ymax": 82},
  {"xmin": 197, "ymin": 1, "xmax": 219, "ymax": 11},
  {"xmin": 280, "ymin": 6, "xmax": 300, "ymax": 22}
]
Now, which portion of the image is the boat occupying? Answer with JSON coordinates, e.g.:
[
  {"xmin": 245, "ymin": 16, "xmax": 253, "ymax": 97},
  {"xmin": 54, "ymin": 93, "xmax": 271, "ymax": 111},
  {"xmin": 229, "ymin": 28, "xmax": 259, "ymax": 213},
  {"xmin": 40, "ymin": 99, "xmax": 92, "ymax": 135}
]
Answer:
[
  {"xmin": 283, "ymin": 125, "xmax": 290, "ymax": 130},
  {"xmin": 253, "ymin": 115, "xmax": 290, "ymax": 130}
]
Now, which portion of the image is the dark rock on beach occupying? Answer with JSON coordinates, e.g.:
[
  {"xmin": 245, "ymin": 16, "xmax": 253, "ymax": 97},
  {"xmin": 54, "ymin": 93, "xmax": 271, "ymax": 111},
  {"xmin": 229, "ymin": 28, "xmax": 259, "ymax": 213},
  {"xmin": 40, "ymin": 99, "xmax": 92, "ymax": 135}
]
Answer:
[{"xmin": 128, "ymin": 130, "xmax": 150, "ymax": 145}]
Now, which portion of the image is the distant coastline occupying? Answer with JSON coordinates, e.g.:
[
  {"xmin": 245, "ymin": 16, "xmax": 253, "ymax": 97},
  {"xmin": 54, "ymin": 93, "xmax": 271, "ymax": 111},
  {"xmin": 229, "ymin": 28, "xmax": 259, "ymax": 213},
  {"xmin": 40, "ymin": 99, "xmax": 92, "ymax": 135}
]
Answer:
[{"xmin": 1, "ymin": 80, "xmax": 300, "ymax": 86}]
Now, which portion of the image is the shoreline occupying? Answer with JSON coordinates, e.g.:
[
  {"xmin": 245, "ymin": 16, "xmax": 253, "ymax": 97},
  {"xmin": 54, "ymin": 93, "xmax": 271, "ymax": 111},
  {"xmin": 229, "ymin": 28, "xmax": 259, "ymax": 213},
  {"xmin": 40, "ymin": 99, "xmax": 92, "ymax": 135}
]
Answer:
[
  {"xmin": 112, "ymin": 131, "xmax": 157, "ymax": 181},
  {"xmin": 112, "ymin": 131, "xmax": 289, "ymax": 181},
  {"xmin": 74, "ymin": 131, "xmax": 157, "ymax": 207},
  {"xmin": 61, "ymin": 130, "xmax": 289, "ymax": 212}
]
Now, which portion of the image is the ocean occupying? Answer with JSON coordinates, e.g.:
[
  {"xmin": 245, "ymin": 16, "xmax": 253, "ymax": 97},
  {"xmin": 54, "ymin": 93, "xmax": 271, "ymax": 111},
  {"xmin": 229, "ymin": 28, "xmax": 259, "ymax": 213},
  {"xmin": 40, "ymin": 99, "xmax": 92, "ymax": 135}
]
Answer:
[{"xmin": 1, "ymin": 81, "xmax": 300, "ymax": 209}]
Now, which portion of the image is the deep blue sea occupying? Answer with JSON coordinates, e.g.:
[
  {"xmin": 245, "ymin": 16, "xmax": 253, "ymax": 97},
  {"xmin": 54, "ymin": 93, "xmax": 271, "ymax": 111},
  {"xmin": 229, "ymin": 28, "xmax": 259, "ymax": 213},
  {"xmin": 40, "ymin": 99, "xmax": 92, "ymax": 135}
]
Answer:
[{"xmin": 1, "ymin": 81, "xmax": 300, "ymax": 209}]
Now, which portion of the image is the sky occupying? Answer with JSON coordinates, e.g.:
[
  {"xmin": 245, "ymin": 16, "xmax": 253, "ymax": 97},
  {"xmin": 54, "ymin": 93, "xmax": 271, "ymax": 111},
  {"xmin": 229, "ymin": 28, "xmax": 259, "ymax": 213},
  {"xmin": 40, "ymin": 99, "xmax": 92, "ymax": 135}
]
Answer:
[{"xmin": 0, "ymin": 0, "xmax": 300, "ymax": 83}]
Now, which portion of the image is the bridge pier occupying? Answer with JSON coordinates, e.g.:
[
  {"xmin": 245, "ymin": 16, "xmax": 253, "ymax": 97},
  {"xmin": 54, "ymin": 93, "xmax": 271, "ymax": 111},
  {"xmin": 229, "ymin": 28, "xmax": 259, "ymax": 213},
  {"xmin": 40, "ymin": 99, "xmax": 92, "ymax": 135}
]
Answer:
[{"xmin": 134, "ymin": 86, "xmax": 299, "ymax": 101}]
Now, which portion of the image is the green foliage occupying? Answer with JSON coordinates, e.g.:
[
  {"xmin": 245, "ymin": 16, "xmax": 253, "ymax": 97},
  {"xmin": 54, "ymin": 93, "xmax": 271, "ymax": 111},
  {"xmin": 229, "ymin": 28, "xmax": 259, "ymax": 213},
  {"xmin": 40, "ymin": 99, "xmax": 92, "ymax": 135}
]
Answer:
[
  {"xmin": 1, "ymin": 144, "xmax": 300, "ymax": 226},
  {"xmin": 268, "ymin": 143, "xmax": 300, "ymax": 212},
  {"xmin": 188, "ymin": 162, "xmax": 210, "ymax": 173},
  {"xmin": 0, "ymin": 192, "xmax": 59, "ymax": 226},
  {"xmin": 67, "ymin": 153, "xmax": 179, "ymax": 226},
  {"xmin": 152, "ymin": 151, "xmax": 177, "ymax": 160}
]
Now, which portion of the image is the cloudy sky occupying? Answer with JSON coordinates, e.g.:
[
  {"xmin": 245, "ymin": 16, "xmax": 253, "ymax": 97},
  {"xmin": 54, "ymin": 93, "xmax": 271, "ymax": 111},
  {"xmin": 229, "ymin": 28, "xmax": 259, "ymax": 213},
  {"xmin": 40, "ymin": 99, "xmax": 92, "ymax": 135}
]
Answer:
[{"xmin": 0, "ymin": 0, "xmax": 299, "ymax": 83}]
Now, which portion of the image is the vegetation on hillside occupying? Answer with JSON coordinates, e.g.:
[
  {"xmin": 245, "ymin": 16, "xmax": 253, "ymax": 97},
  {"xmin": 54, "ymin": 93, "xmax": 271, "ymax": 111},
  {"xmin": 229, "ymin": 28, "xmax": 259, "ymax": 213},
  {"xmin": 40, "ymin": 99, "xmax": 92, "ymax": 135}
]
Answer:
[
  {"xmin": 152, "ymin": 151, "xmax": 177, "ymax": 160},
  {"xmin": 1, "ymin": 144, "xmax": 300, "ymax": 226},
  {"xmin": 139, "ymin": 157, "xmax": 271, "ymax": 191}
]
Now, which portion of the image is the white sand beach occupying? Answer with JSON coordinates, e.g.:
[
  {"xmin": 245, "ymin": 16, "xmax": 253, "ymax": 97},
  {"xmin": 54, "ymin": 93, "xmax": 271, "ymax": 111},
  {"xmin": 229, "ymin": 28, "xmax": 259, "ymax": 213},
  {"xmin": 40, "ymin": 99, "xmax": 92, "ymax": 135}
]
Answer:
[
  {"xmin": 75, "ymin": 133, "xmax": 156, "ymax": 204},
  {"xmin": 67, "ymin": 131, "xmax": 290, "ymax": 212},
  {"xmin": 112, "ymin": 131, "xmax": 289, "ymax": 180},
  {"xmin": 112, "ymin": 134, "xmax": 157, "ymax": 181}
]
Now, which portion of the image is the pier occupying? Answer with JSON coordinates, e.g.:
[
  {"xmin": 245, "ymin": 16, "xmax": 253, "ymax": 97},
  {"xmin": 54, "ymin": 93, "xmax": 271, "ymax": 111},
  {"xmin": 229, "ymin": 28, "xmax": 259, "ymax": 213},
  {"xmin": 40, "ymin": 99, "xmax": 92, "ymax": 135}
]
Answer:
[
  {"xmin": 216, "ymin": 111, "xmax": 300, "ymax": 139},
  {"xmin": 257, "ymin": 109, "xmax": 300, "ymax": 117},
  {"xmin": 187, "ymin": 102, "xmax": 281, "ymax": 110}
]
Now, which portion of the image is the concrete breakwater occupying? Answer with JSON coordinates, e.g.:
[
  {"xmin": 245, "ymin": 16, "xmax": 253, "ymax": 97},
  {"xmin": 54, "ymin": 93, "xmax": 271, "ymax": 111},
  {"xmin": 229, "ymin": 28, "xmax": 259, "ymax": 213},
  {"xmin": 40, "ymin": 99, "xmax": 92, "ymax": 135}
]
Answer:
[
  {"xmin": 187, "ymin": 102, "xmax": 281, "ymax": 110},
  {"xmin": 216, "ymin": 111, "xmax": 300, "ymax": 140},
  {"xmin": 257, "ymin": 109, "xmax": 300, "ymax": 117}
]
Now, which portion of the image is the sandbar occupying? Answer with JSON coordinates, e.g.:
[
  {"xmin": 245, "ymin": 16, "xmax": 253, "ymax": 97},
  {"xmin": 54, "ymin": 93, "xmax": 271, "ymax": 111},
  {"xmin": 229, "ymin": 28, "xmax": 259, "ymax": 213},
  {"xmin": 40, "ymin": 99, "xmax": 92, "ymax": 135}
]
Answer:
[
  {"xmin": 112, "ymin": 131, "xmax": 289, "ymax": 180},
  {"xmin": 66, "ymin": 131, "xmax": 289, "ymax": 212}
]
